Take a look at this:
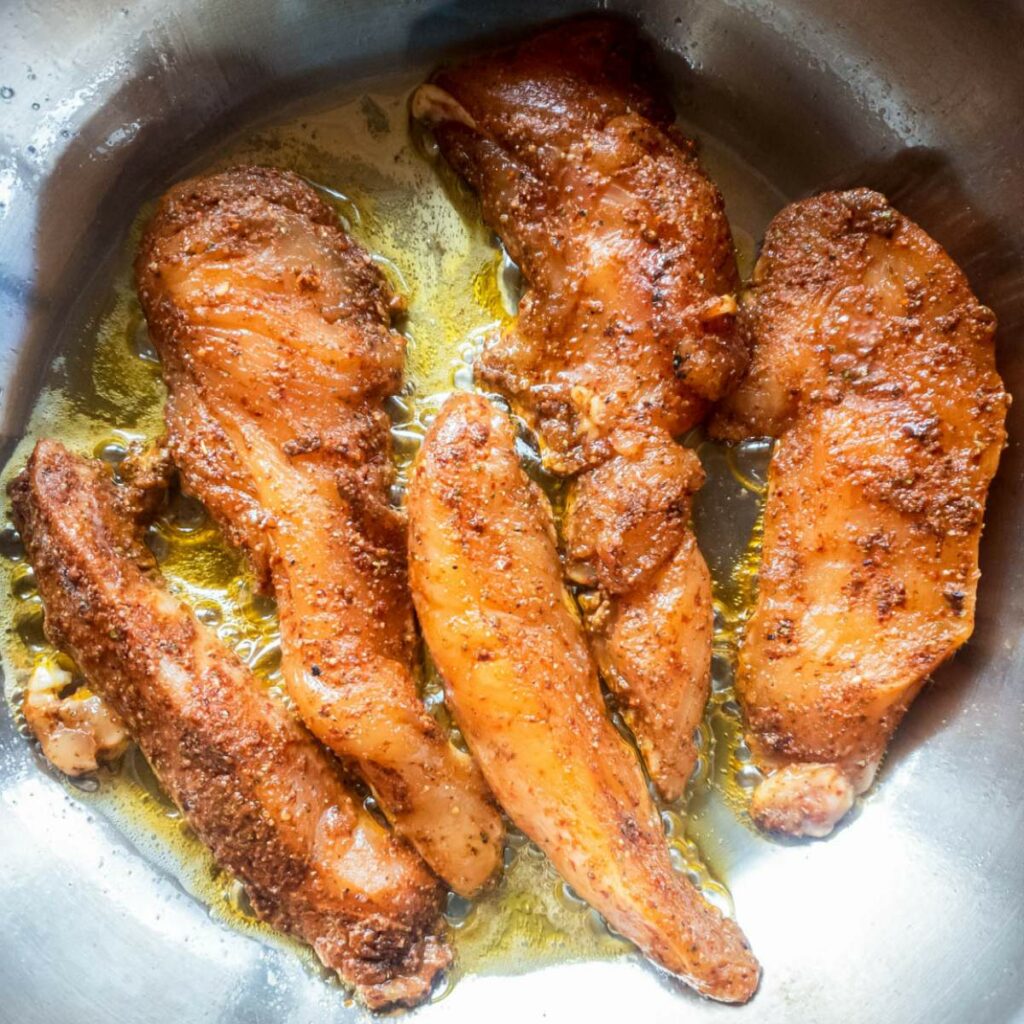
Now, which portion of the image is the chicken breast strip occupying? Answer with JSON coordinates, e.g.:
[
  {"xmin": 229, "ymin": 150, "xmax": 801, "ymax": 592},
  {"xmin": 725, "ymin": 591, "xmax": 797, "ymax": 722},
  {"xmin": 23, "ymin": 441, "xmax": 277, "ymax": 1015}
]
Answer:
[
  {"xmin": 11, "ymin": 440, "xmax": 449, "ymax": 1009},
  {"xmin": 407, "ymin": 393, "xmax": 760, "ymax": 1003},
  {"xmin": 136, "ymin": 167, "xmax": 503, "ymax": 894},
  {"xmin": 713, "ymin": 189, "xmax": 1009, "ymax": 837},
  {"xmin": 412, "ymin": 18, "xmax": 746, "ymax": 799}
]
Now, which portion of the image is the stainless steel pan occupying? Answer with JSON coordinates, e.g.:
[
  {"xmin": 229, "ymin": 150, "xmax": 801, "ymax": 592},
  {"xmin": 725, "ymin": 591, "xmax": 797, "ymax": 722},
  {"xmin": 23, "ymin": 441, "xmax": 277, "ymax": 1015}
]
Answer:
[{"xmin": 1, "ymin": 2, "xmax": 1021, "ymax": 1022}]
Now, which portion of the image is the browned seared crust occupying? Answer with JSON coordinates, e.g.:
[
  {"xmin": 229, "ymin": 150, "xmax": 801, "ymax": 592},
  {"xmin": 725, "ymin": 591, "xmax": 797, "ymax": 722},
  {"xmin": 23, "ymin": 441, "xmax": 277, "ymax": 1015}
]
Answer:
[
  {"xmin": 10, "ymin": 440, "xmax": 449, "ymax": 1009},
  {"xmin": 413, "ymin": 17, "xmax": 737, "ymax": 800},
  {"xmin": 407, "ymin": 393, "xmax": 760, "ymax": 1004},
  {"xmin": 712, "ymin": 189, "xmax": 1009, "ymax": 835},
  {"xmin": 136, "ymin": 166, "xmax": 503, "ymax": 895}
]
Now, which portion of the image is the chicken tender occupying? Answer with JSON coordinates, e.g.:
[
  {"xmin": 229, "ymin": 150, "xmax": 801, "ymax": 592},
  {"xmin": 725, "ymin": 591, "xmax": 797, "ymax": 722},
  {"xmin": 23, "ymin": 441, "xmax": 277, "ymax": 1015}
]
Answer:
[
  {"xmin": 11, "ymin": 441, "xmax": 449, "ymax": 1009},
  {"xmin": 137, "ymin": 166, "xmax": 503, "ymax": 894},
  {"xmin": 407, "ymin": 393, "xmax": 760, "ymax": 1004},
  {"xmin": 713, "ymin": 189, "xmax": 1009, "ymax": 836}
]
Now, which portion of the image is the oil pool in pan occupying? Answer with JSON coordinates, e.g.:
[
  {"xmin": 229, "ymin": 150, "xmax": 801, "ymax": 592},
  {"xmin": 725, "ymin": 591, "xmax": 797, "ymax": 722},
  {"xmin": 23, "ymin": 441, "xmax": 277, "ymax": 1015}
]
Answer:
[{"xmin": 0, "ymin": 79, "xmax": 783, "ymax": 999}]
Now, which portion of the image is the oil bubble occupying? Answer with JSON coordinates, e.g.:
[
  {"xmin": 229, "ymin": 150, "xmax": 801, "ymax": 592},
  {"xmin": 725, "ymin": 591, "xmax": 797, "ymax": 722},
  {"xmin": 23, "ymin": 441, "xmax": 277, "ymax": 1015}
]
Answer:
[
  {"xmin": 710, "ymin": 653, "xmax": 734, "ymax": 692},
  {"xmin": 131, "ymin": 318, "xmax": 160, "ymax": 363},
  {"xmin": 234, "ymin": 638, "xmax": 256, "ymax": 663},
  {"xmin": 0, "ymin": 525, "xmax": 25, "ymax": 562},
  {"xmin": 12, "ymin": 567, "xmax": 37, "ymax": 600},
  {"xmin": 68, "ymin": 774, "xmax": 100, "ymax": 793},
  {"xmin": 15, "ymin": 606, "xmax": 47, "ymax": 650},
  {"xmin": 95, "ymin": 439, "xmax": 128, "ymax": 464},
  {"xmin": 444, "ymin": 892, "xmax": 475, "ymax": 929},
  {"xmin": 449, "ymin": 724, "xmax": 469, "ymax": 754},
  {"xmin": 558, "ymin": 882, "xmax": 587, "ymax": 908},
  {"xmin": 166, "ymin": 492, "xmax": 208, "ymax": 534},
  {"xmin": 217, "ymin": 624, "xmax": 241, "ymax": 646},
  {"xmin": 194, "ymin": 601, "xmax": 222, "ymax": 626}
]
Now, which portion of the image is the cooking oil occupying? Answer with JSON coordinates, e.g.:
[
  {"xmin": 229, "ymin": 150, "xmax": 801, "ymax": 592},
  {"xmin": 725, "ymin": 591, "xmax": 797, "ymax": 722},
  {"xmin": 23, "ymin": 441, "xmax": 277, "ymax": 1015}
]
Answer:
[{"xmin": 0, "ymin": 80, "xmax": 780, "ymax": 991}]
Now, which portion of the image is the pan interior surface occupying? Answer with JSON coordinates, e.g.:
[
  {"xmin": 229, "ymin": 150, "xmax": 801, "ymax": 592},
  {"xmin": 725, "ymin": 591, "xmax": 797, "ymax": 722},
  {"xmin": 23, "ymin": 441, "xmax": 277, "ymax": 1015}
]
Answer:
[{"xmin": 0, "ymin": 3, "xmax": 1021, "ymax": 1023}]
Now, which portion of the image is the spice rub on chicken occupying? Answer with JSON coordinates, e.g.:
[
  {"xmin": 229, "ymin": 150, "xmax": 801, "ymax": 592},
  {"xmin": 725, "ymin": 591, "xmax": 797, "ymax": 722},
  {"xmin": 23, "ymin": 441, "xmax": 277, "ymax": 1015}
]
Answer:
[
  {"xmin": 136, "ymin": 166, "xmax": 503, "ymax": 895},
  {"xmin": 408, "ymin": 393, "xmax": 760, "ymax": 1003},
  {"xmin": 713, "ymin": 189, "xmax": 1009, "ymax": 837},
  {"xmin": 412, "ymin": 18, "xmax": 746, "ymax": 799},
  {"xmin": 11, "ymin": 441, "xmax": 449, "ymax": 1009}
]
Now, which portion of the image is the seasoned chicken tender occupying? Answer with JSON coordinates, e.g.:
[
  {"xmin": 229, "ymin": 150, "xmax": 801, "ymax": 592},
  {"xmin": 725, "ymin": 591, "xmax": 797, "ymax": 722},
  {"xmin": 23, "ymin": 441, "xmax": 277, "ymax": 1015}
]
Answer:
[
  {"xmin": 137, "ymin": 166, "xmax": 503, "ymax": 895},
  {"xmin": 413, "ymin": 18, "xmax": 741, "ymax": 799},
  {"xmin": 713, "ymin": 189, "xmax": 1009, "ymax": 837},
  {"xmin": 407, "ymin": 393, "xmax": 760, "ymax": 1004},
  {"xmin": 11, "ymin": 441, "xmax": 449, "ymax": 1010},
  {"xmin": 414, "ymin": 18, "xmax": 745, "ymax": 459}
]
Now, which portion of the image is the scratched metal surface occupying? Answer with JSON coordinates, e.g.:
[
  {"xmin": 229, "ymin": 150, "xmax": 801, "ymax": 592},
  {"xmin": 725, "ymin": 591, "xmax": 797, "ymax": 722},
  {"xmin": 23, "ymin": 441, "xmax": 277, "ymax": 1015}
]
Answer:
[{"xmin": 0, "ymin": 2, "xmax": 1022, "ymax": 1022}]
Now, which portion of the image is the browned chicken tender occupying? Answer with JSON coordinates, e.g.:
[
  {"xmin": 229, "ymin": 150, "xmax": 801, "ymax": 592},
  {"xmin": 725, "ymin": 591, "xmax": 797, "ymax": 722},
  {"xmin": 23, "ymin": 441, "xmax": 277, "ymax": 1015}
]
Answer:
[
  {"xmin": 412, "ymin": 17, "xmax": 743, "ymax": 799},
  {"xmin": 407, "ymin": 393, "xmax": 760, "ymax": 1004},
  {"xmin": 713, "ymin": 189, "xmax": 1009, "ymax": 837},
  {"xmin": 136, "ymin": 166, "xmax": 503, "ymax": 895},
  {"xmin": 11, "ymin": 441, "xmax": 449, "ymax": 1009}
]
